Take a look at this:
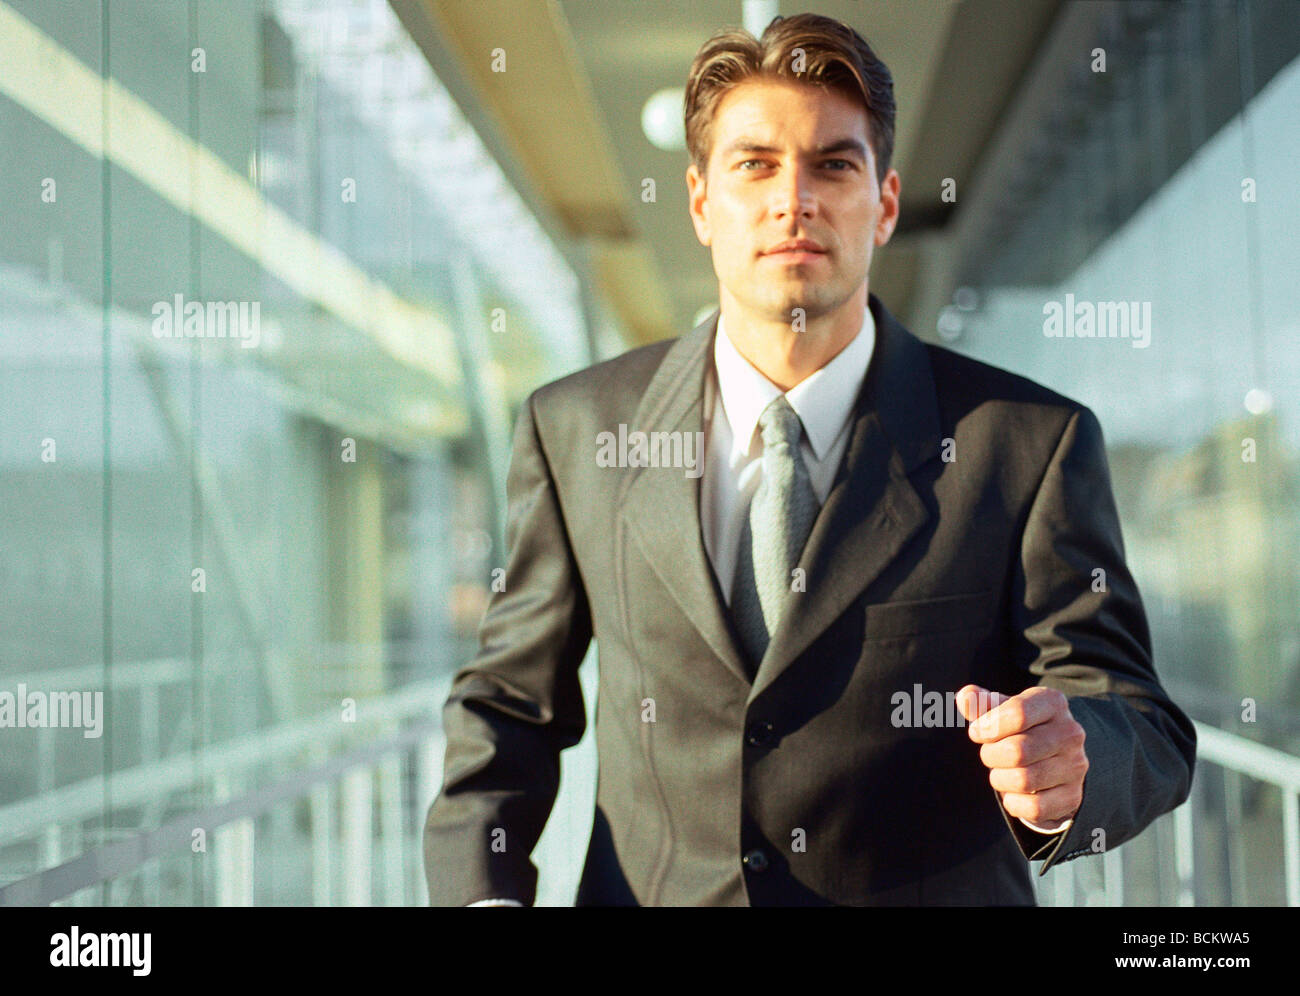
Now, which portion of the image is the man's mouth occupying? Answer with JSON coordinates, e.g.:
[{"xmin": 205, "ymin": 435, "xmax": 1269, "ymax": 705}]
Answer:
[
  {"xmin": 762, "ymin": 239, "xmax": 828, "ymax": 263},
  {"xmin": 763, "ymin": 250, "xmax": 827, "ymax": 263}
]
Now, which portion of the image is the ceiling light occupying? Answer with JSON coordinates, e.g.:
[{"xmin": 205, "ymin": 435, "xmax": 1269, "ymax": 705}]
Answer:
[{"xmin": 642, "ymin": 87, "xmax": 686, "ymax": 151}]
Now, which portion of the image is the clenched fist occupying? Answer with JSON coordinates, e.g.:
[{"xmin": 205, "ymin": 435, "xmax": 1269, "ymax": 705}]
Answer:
[{"xmin": 956, "ymin": 684, "xmax": 1088, "ymax": 832}]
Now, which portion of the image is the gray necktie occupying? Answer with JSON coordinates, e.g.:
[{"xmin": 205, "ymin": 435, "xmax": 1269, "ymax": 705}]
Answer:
[{"xmin": 730, "ymin": 395, "xmax": 820, "ymax": 669}]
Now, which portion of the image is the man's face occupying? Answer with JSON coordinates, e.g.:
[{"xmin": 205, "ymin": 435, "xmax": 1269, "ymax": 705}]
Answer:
[{"xmin": 686, "ymin": 77, "xmax": 900, "ymax": 325}]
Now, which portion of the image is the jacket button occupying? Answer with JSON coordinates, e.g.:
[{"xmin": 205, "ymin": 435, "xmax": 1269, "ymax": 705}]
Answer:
[
  {"xmin": 743, "ymin": 848, "xmax": 769, "ymax": 873},
  {"xmin": 745, "ymin": 720, "xmax": 774, "ymax": 747}
]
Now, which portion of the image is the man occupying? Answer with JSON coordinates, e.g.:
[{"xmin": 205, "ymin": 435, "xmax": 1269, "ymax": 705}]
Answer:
[{"xmin": 423, "ymin": 12, "xmax": 1195, "ymax": 906}]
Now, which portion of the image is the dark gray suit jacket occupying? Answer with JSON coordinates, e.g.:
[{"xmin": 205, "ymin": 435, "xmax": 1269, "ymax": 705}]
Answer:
[{"xmin": 423, "ymin": 292, "xmax": 1196, "ymax": 906}]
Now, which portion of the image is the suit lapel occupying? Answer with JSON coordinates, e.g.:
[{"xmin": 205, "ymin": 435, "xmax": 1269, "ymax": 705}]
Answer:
[
  {"xmin": 619, "ymin": 294, "xmax": 943, "ymax": 694},
  {"xmin": 619, "ymin": 311, "xmax": 753, "ymax": 685}
]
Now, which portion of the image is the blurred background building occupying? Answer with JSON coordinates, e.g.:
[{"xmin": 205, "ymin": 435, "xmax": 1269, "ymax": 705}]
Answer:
[{"xmin": 0, "ymin": 0, "xmax": 1297, "ymax": 906}]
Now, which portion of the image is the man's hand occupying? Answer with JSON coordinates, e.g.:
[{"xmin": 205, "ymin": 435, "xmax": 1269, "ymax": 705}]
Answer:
[{"xmin": 956, "ymin": 684, "xmax": 1088, "ymax": 832}]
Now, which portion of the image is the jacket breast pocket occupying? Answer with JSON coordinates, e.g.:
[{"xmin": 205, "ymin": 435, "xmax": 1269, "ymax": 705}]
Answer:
[{"xmin": 863, "ymin": 589, "xmax": 996, "ymax": 642}]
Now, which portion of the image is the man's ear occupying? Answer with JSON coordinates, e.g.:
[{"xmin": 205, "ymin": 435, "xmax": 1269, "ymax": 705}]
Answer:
[
  {"xmin": 873, "ymin": 167, "xmax": 901, "ymax": 247},
  {"xmin": 686, "ymin": 162, "xmax": 711, "ymax": 247}
]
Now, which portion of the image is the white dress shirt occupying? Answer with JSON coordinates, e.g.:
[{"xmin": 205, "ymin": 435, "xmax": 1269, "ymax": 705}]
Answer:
[{"xmin": 701, "ymin": 309, "xmax": 875, "ymax": 605}]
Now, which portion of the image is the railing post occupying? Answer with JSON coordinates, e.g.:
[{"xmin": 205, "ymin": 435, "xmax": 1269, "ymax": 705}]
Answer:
[
  {"xmin": 140, "ymin": 683, "xmax": 160, "ymax": 904},
  {"xmin": 310, "ymin": 752, "xmax": 334, "ymax": 907},
  {"xmin": 1173, "ymin": 793, "xmax": 1196, "ymax": 907},
  {"xmin": 1222, "ymin": 768, "xmax": 1246, "ymax": 905},
  {"xmin": 414, "ymin": 738, "xmax": 441, "ymax": 905},
  {"xmin": 1057, "ymin": 856, "xmax": 1076, "ymax": 907},
  {"xmin": 379, "ymin": 750, "xmax": 404, "ymax": 906},
  {"xmin": 215, "ymin": 817, "xmax": 255, "ymax": 906},
  {"xmin": 37, "ymin": 725, "xmax": 61, "ymax": 892},
  {"xmin": 214, "ymin": 774, "xmax": 254, "ymax": 907},
  {"xmin": 1103, "ymin": 844, "xmax": 1124, "ymax": 906},
  {"xmin": 1284, "ymin": 789, "xmax": 1299, "ymax": 907},
  {"xmin": 341, "ymin": 767, "xmax": 373, "ymax": 906}
]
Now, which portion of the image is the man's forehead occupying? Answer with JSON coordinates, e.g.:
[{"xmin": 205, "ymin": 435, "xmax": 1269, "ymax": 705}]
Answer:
[{"xmin": 711, "ymin": 80, "xmax": 871, "ymax": 142}]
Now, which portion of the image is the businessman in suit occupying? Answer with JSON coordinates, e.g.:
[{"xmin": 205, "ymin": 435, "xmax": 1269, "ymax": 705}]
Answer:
[{"xmin": 422, "ymin": 12, "xmax": 1195, "ymax": 906}]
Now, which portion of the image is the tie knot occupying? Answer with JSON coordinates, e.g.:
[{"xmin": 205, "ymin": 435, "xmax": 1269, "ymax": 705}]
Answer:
[{"xmin": 758, "ymin": 395, "xmax": 803, "ymax": 450}]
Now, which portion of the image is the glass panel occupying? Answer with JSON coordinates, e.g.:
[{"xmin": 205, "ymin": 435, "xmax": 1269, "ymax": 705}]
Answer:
[{"xmin": 0, "ymin": 0, "xmax": 592, "ymax": 905}]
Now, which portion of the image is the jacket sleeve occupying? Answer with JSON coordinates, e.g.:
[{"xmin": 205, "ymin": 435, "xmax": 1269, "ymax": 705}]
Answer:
[
  {"xmin": 998, "ymin": 405, "xmax": 1197, "ymax": 874},
  {"xmin": 422, "ymin": 390, "xmax": 593, "ymax": 906}
]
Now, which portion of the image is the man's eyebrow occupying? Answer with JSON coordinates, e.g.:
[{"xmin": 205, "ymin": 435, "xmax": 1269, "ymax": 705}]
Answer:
[
  {"xmin": 815, "ymin": 138, "xmax": 869, "ymax": 158},
  {"xmin": 719, "ymin": 137, "xmax": 869, "ymax": 158},
  {"xmin": 720, "ymin": 140, "xmax": 781, "ymax": 157}
]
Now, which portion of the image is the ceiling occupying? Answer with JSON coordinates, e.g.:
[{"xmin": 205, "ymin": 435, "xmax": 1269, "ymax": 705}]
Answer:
[{"xmin": 396, "ymin": 0, "xmax": 1064, "ymax": 345}]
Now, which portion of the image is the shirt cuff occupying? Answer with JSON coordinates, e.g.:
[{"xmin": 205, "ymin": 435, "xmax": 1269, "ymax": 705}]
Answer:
[{"xmin": 1019, "ymin": 816, "xmax": 1073, "ymax": 835}]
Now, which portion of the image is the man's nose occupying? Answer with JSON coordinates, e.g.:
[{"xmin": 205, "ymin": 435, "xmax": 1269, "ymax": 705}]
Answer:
[{"xmin": 773, "ymin": 162, "xmax": 816, "ymax": 220}]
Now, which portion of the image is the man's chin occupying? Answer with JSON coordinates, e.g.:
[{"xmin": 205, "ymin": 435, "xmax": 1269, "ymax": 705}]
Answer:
[
  {"xmin": 762, "ymin": 295, "xmax": 837, "ymax": 324},
  {"xmin": 725, "ymin": 281, "xmax": 849, "ymax": 324}
]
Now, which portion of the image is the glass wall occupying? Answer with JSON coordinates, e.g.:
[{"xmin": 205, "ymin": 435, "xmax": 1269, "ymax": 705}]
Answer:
[
  {"xmin": 927, "ymin": 0, "xmax": 1300, "ymax": 905},
  {"xmin": 0, "ymin": 0, "xmax": 593, "ymax": 904}
]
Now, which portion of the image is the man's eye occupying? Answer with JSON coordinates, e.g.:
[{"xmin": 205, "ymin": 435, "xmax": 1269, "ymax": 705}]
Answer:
[{"xmin": 736, "ymin": 158, "xmax": 853, "ymax": 171}]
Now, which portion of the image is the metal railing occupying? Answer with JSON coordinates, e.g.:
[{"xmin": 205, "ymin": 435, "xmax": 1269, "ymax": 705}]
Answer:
[
  {"xmin": 0, "ymin": 679, "xmax": 448, "ymax": 906},
  {"xmin": 3, "ymin": 692, "xmax": 1298, "ymax": 906},
  {"xmin": 1036, "ymin": 720, "xmax": 1300, "ymax": 906}
]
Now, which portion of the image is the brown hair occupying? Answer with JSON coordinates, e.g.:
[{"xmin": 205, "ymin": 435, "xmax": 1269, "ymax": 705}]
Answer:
[{"xmin": 684, "ymin": 12, "xmax": 896, "ymax": 186}]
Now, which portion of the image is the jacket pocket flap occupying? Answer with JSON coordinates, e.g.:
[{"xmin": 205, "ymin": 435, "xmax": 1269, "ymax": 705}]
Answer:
[{"xmin": 864, "ymin": 589, "xmax": 995, "ymax": 641}]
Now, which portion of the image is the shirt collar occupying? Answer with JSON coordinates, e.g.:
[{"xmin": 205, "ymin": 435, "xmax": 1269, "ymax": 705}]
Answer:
[{"xmin": 713, "ymin": 307, "xmax": 876, "ymax": 463}]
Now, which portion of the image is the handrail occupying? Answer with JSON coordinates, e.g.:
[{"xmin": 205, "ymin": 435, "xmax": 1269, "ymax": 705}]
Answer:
[
  {"xmin": 5, "ymin": 657, "xmax": 199, "ymax": 691},
  {"xmin": 1193, "ymin": 721, "xmax": 1300, "ymax": 790}
]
